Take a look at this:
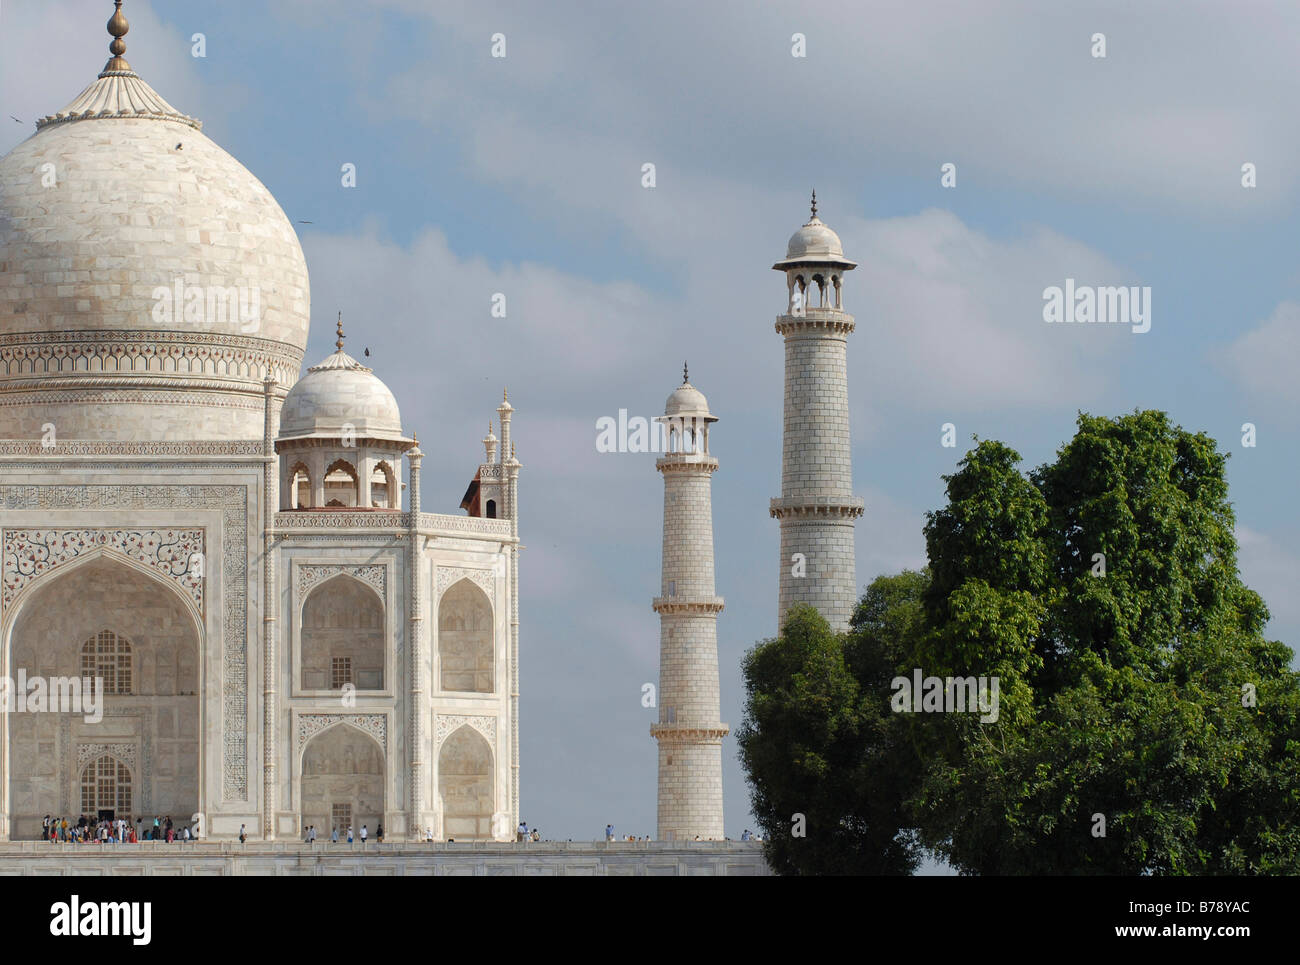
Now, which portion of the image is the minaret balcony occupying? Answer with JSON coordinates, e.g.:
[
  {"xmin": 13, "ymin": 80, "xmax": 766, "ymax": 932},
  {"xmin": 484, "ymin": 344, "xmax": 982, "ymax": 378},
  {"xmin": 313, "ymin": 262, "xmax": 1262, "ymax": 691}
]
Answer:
[
  {"xmin": 655, "ymin": 452, "xmax": 719, "ymax": 473},
  {"xmin": 652, "ymin": 595, "xmax": 724, "ymax": 615},
  {"xmin": 774, "ymin": 309, "xmax": 856, "ymax": 336},
  {"xmin": 769, "ymin": 495, "xmax": 865, "ymax": 519},
  {"xmin": 650, "ymin": 722, "xmax": 730, "ymax": 741}
]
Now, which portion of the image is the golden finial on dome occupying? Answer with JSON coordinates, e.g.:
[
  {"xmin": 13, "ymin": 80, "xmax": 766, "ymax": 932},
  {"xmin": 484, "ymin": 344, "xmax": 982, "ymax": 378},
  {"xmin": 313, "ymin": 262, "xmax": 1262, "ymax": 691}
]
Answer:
[
  {"xmin": 335, "ymin": 312, "xmax": 345, "ymax": 352},
  {"xmin": 103, "ymin": 1, "xmax": 132, "ymax": 73},
  {"xmin": 810, "ymin": 188, "xmax": 817, "ymax": 220},
  {"xmin": 503, "ymin": 387, "xmax": 508, "ymax": 403}
]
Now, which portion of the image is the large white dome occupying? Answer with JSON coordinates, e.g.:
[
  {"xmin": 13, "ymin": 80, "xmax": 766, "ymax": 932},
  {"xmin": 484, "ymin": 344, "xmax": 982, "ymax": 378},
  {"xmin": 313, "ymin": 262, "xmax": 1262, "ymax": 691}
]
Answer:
[{"xmin": 0, "ymin": 20, "xmax": 309, "ymax": 442}]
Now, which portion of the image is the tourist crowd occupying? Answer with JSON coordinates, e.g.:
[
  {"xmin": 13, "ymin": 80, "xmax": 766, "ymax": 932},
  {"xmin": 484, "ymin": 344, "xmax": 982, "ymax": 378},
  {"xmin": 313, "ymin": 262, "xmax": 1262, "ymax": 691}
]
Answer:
[{"xmin": 41, "ymin": 814, "xmax": 196, "ymax": 843}]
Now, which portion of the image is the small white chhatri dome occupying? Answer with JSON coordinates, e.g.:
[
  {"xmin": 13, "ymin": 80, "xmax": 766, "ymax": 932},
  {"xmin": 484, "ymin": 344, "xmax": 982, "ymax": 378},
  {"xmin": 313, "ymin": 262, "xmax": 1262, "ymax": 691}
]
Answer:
[
  {"xmin": 772, "ymin": 190, "xmax": 858, "ymax": 269},
  {"xmin": 663, "ymin": 362, "xmax": 716, "ymax": 422},
  {"xmin": 279, "ymin": 317, "xmax": 404, "ymax": 442}
]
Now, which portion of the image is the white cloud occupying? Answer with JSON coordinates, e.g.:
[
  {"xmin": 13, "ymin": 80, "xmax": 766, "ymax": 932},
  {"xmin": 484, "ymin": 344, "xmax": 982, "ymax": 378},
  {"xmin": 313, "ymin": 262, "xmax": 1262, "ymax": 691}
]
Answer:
[
  {"xmin": 327, "ymin": 0, "xmax": 1300, "ymax": 214},
  {"xmin": 1219, "ymin": 301, "xmax": 1300, "ymax": 407}
]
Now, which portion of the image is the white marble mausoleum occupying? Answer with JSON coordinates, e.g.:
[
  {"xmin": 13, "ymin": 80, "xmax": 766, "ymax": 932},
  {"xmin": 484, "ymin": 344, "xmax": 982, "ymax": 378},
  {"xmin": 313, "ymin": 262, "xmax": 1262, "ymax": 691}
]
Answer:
[{"xmin": 0, "ymin": 3, "xmax": 521, "ymax": 842}]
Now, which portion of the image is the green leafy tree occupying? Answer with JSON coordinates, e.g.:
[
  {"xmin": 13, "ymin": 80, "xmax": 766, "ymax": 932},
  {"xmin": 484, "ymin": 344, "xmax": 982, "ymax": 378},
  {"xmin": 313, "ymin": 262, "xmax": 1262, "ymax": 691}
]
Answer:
[
  {"xmin": 738, "ymin": 582, "xmax": 926, "ymax": 875},
  {"xmin": 740, "ymin": 410, "xmax": 1299, "ymax": 874},
  {"xmin": 916, "ymin": 411, "xmax": 1300, "ymax": 874}
]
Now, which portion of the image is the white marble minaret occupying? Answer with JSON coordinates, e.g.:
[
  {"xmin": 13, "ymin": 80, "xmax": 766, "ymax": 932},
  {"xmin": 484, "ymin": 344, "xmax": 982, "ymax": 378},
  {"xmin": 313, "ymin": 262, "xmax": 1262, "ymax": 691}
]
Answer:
[
  {"xmin": 770, "ymin": 193, "xmax": 864, "ymax": 632},
  {"xmin": 651, "ymin": 368, "xmax": 728, "ymax": 841}
]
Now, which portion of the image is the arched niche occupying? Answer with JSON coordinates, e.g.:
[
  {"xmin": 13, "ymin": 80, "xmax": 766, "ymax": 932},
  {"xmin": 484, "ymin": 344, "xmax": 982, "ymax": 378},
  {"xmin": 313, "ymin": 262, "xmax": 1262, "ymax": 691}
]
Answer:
[
  {"xmin": 438, "ymin": 726, "xmax": 492, "ymax": 840},
  {"xmin": 438, "ymin": 579, "xmax": 493, "ymax": 693},
  {"xmin": 7, "ymin": 555, "xmax": 201, "ymax": 839},
  {"xmin": 300, "ymin": 575, "xmax": 384, "ymax": 691},
  {"xmin": 299, "ymin": 724, "xmax": 384, "ymax": 838}
]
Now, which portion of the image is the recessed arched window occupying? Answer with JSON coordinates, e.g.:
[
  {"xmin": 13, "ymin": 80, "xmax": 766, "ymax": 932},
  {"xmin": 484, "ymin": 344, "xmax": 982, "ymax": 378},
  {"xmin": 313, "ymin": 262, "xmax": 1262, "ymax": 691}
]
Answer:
[
  {"xmin": 81, "ymin": 755, "xmax": 132, "ymax": 816},
  {"xmin": 485, "ymin": 499, "xmax": 497, "ymax": 519},
  {"xmin": 81, "ymin": 629, "xmax": 132, "ymax": 695},
  {"xmin": 301, "ymin": 575, "xmax": 385, "ymax": 690}
]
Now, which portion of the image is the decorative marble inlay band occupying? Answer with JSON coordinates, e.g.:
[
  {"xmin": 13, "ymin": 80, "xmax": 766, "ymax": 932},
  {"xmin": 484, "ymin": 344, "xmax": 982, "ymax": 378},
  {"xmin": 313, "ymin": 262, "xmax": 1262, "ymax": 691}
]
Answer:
[
  {"xmin": 421, "ymin": 513, "xmax": 513, "ymax": 536},
  {"xmin": 297, "ymin": 713, "xmax": 387, "ymax": 751},
  {"xmin": 0, "ymin": 440, "xmax": 265, "ymax": 456},
  {"xmin": 2, "ymin": 528, "xmax": 205, "ymax": 611},
  {"xmin": 273, "ymin": 511, "xmax": 513, "ymax": 538},
  {"xmin": 296, "ymin": 564, "xmax": 385, "ymax": 602},
  {"xmin": 76, "ymin": 742, "xmax": 137, "ymax": 771},
  {"xmin": 276, "ymin": 512, "xmax": 409, "ymax": 530},
  {"xmin": 435, "ymin": 714, "xmax": 496, "ymax": 746},
  {"xmin": 0, "ymin": 328, "xmax": 303, "ymax": 383}
]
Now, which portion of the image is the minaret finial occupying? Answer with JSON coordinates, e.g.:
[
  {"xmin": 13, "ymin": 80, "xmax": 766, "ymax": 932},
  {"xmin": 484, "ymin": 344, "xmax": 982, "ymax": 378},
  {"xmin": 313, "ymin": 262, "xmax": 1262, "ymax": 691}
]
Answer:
[
  {"xmin": 683, "ymin": 361, "xmax": 689, "ymax": 385},
  {"xmin": 103, "ymin": 1, "xmax": 131, "ymax": 73},
  {"xmin": 335, "ymin": 312, "xmax": 345, "ymax": 352},
  {"xmin": 810, "ymin": 188, "xmax": 817, "ymax": 219},
  {"xmin": 503, "ymin": 386, "xmax": 508, "ymax": 403}
]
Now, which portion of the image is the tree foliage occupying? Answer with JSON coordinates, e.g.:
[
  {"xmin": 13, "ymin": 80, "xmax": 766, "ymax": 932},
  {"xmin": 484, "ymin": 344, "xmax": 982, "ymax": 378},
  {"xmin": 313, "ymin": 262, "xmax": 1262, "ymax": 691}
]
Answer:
[{"xmin": 740, "ymin": 411, "xmax": 1300, "ymax": 874}]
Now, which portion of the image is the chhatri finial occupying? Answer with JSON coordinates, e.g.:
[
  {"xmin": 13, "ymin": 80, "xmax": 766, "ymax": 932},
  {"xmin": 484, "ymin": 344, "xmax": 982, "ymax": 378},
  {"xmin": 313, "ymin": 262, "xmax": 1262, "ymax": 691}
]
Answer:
[
  {"xmin": 335, "ymin": 312, "xmax": 345, "ymax": 352},
  {"xmin": 683, "ymin": 361, "xmax": 689, "ymax": 385},
  {"xmin": 503, "ymin": 386, "xmax": 508, "ymax": 403},
  {"xmin": 103, "ymin": 1, "xmax": 131, "ymax": 73},
  {"xmin": 810, "ymin": 188, "xmax": 818, "ymax": 220}
]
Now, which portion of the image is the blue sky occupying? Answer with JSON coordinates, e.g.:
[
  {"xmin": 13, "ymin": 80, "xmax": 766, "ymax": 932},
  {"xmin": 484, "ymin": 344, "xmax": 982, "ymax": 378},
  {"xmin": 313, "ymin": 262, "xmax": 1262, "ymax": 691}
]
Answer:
[{"xmin": 4, "ymin": 0, "xmax": 1297, "ymax": 852}]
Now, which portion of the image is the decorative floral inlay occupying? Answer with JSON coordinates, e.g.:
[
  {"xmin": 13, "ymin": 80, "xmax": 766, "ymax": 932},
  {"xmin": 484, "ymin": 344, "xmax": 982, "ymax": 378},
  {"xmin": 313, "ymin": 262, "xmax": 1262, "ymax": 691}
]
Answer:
[
  {"xmin": 296, "ymin": 563, "xmax": 385, "ymax": 602},
  {"xmin": 436, "ymin": 714, "xmax": 496, "ymax": 746},
  {"xmin": 297, "ymin": 713, "xmax": 387, "ymax": 751},
  {"xmin": 2, "ymin": 529, "xmax": 204, "ymax": 611},
  {"xmin": 436, "ymin": 566, "xmax": 497, "ymax": 599},
  {"xmin": 76, "ymin": 742, "xmax": 137, "ymax": 771}
]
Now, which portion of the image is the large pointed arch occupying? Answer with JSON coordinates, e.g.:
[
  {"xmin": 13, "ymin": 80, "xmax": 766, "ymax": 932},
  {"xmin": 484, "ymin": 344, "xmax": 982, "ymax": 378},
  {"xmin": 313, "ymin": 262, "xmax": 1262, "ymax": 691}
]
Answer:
[
  {"xmin": 3, "ymin": 552, "xmax": 203, "ymax": 840},
  {"xmin": 438, "ymin": 724, "xmax": 493, "ymax": 840},
  {"xmin": 299, "ymin": 721, "xmax": 385, "ymax": 839}
]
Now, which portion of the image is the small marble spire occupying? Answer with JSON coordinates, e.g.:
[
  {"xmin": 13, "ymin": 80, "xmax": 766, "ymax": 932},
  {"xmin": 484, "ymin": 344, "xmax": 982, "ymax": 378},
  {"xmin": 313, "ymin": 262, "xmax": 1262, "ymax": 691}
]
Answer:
[
  {"xmin": 335, "ymin": 312, "xmax": 345, "ymax": 352},
  {"xmin": 810, "ymin": 188, "xmax": 817, "ymax": 220},
  {"xmin": 683, "ymin": 361, "xmax": 689, "ymax": 385}
]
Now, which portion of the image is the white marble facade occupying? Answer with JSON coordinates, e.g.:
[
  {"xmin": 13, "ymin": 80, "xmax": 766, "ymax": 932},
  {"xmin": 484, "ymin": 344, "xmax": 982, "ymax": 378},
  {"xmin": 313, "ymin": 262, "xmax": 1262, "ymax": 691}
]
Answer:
[{"xmin": 0, "ymin": 7, "xmax": 522, "ymax": 841}]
